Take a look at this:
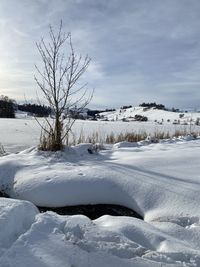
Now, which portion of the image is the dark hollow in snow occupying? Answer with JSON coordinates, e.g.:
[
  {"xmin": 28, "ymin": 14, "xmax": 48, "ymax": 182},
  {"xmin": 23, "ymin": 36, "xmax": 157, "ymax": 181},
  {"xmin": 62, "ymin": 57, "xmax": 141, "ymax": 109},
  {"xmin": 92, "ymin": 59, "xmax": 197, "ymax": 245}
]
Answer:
[
  {"xmin": 38, "ymin": 204, "xmax": 143, "ymax": 220},
  {"xmin": 0, "ymin": 191, "xmax": 10, "ymax": 198}
]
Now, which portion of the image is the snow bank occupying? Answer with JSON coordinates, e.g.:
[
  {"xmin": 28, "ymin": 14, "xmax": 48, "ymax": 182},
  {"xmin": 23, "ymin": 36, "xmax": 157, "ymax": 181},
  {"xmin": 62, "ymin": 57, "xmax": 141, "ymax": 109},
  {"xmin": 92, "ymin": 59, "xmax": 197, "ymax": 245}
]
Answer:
[
  {"xmin": 0, "ymin": 138, "xmax": 200, "ymax": 266},
  {"xmin": 2, "ymin": 212, "xmax": 199, "ymax": 267},
  {"xmin": 0, "ymin": 198, "xmax": 38, "ymax": 257},
  {"xmin": 0, "ymin": 138, "xmax": 199, "ymax": 221}
]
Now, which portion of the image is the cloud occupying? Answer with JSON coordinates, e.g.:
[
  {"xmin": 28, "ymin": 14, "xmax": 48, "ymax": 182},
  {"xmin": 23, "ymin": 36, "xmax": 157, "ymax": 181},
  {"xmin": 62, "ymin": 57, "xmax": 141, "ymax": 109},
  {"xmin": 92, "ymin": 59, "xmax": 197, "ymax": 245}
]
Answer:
[{"xmin": 0, "ymin": 0, "xmax": 200, "ymax": 108}]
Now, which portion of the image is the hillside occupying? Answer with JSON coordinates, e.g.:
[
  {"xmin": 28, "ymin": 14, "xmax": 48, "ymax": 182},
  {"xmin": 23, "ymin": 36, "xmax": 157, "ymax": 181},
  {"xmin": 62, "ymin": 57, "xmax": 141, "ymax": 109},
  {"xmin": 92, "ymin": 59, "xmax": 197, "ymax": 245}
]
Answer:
[{"xmin": 99, "ymin": 106, "xmax": 200, "ymax": 125}]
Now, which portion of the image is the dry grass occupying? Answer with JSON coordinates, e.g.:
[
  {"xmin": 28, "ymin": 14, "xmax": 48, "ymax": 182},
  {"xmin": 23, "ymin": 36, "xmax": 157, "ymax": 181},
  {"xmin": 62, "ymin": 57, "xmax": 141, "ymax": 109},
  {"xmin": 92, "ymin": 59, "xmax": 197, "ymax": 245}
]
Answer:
[
  {"xmin": 39, "ymin": 130, "xmax": 64, "ymax": 151},
  {"xmin": 71, "ymin": 129, "xmax": 200, "ymax": 145},
  {"xmin": 0, "ymin": 143, "xmax": 5, "ymax": 156}
]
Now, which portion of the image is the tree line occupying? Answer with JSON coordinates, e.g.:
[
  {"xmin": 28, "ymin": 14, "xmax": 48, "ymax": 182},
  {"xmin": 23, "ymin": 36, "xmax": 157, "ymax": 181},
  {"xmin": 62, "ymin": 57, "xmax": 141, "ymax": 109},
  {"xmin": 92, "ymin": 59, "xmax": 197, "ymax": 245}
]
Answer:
[
  {"xmin": 18, "ymin": 103, "xmax": 51, "ymax": 117},
  {"xmin": 0, "ymin": 95, "xmax": 15, "ymax": 118},
  {"xmin": 139, "ymin": 102, "xmax": 165, "ymax": 110},
  {"xmin": 0, "ymin": 95, "xmax": 51, "ymax": 118},
  {"xmin": 0, "ymin": 95, "xmax": 105, "ymax": 119}
]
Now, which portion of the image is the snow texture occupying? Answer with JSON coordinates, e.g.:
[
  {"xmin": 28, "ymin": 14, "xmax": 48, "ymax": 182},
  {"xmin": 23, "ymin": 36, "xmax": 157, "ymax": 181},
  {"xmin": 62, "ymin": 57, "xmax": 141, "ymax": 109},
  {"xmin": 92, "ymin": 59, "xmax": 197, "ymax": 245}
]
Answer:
[
  {"xmin": 1, "ymin": 111, "xmax": 200, "ymax": 266},
  {"xmin": 0, "ymin": 137, "xmax": 200, "ymax": 266}
]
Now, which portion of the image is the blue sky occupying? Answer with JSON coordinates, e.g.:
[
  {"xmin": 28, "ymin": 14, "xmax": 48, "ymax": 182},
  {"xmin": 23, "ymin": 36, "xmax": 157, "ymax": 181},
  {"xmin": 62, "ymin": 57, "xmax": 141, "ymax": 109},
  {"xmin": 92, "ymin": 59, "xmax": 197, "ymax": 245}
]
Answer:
[{"xmin": 0, "ymin": 0, "xmax": 200, "ymax": 109}]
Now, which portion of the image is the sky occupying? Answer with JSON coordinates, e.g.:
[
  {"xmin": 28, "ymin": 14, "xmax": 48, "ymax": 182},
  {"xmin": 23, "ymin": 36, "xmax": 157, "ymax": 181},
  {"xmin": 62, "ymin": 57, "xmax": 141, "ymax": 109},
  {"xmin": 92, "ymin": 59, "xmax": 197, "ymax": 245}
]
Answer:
[{"xmin": 0, "ymin": 0, "xmax": 200, "ymax": 109}]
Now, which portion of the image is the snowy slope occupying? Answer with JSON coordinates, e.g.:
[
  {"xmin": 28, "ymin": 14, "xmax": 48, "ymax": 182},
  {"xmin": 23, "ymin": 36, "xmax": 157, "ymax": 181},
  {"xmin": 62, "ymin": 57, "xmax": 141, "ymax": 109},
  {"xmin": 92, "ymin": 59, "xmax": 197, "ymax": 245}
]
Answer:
[{"xmin": 100, "ymin": 106, "xmax": 200, "ymax": 123}]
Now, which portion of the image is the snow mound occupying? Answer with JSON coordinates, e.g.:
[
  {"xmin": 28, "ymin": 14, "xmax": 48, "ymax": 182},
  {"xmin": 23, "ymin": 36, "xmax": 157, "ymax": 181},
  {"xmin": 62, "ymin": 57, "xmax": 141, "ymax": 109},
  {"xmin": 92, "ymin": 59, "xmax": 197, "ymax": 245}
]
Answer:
[
  {"xmin": 1, "ymin": 212, "xmax": 200, "ymax": 267},
  {"xmin": 0, "ymin": 198, "xmax": 38, "ymax": 257},
  {"xmin": 0, "ymin": 139, "xmax": 200, "ymax": 222}
]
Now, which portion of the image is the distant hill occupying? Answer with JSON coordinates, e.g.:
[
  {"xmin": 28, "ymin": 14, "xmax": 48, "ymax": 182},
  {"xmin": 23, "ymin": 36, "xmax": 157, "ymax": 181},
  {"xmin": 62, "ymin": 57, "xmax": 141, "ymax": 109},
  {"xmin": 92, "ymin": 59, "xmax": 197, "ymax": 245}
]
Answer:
[{"xmin": 98, "ymin": 106, "xmax": 200, "ymax": 125}]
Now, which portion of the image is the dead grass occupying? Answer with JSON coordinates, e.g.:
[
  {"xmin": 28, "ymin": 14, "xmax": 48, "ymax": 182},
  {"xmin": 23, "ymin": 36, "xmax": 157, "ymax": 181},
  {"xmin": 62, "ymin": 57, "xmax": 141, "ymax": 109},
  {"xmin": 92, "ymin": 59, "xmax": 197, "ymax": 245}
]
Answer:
[
  {"xmin": 71, "ymin": 129, "xmax": 200, "ymax": 145},
  {"xmin": 39, "ymin": 130, "xmax": 64, "ymax": 151}
]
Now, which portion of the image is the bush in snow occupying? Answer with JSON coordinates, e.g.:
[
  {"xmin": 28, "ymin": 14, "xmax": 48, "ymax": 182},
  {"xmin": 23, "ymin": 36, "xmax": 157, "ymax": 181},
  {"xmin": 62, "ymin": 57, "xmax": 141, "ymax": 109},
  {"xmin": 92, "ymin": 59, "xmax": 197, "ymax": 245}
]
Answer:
[{"xmin": 134, "ymin": 114, "xmax": 148, "ymax": 121}]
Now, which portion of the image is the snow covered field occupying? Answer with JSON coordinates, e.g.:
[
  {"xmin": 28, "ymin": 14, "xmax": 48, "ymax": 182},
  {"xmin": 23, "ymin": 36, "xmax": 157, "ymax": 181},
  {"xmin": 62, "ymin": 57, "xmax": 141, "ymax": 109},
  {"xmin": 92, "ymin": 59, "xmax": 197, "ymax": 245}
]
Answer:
[
  {"xmin": 1, "ymin": 113, "xmax": 200, "ymax": 153},
  {"xmin": 0, "ymin": 115, "xmax": 200, "ymax": 266}
]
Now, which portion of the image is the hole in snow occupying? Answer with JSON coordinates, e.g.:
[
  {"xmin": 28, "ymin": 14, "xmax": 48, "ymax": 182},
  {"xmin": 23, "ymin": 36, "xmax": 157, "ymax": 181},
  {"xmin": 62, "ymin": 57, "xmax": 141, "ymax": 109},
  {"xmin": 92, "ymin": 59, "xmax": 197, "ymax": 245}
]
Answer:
[
  {"xmin": 38, "ymin": 204, "xmax": 143, "ymax": 220},
  {"xmin": 0, "ymin": 190, "xmax": 10, "ymax": 198}
]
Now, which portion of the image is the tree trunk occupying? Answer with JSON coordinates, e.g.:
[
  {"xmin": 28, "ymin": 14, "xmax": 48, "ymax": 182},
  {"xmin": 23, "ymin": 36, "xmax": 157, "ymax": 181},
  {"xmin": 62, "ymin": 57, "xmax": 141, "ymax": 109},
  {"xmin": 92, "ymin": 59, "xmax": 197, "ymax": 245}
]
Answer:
[{"xmin": 54, "ymin": 114, "xmax": 62, "ymax": 150}]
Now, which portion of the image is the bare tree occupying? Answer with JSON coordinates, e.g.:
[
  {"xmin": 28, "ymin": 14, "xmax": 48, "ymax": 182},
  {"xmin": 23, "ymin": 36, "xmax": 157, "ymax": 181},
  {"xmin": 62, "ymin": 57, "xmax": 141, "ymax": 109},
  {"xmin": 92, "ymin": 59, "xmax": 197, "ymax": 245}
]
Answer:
[{"xmin": 35, "ymin": 22, "xmax": 92, "ymax": 151}]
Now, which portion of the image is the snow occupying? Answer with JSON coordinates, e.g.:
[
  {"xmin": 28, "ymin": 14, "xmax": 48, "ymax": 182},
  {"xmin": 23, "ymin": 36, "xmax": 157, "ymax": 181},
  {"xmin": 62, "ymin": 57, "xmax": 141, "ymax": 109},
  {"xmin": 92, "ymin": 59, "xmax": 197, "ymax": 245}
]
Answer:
[
  {"xmin": 0, "ymin": 115, "xmax": 200, "ymax": 266},
  {"xmin": 1, "ymin": 116, "xmax": 200, "ymax": 154},
  {"xmin": 0, "ymin": 138, "xmax": 199, "ymax": 222},
  {"xmin": 1, "ymin": 210, "xmax": 200, "ymax": 266},
  {"xmin": 100, "ymin": 106, "xmax": 200, "ymax": 123},
  {"xmin": 0, "ymin": 198, "xmax": 38, "ymax": 257}
]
